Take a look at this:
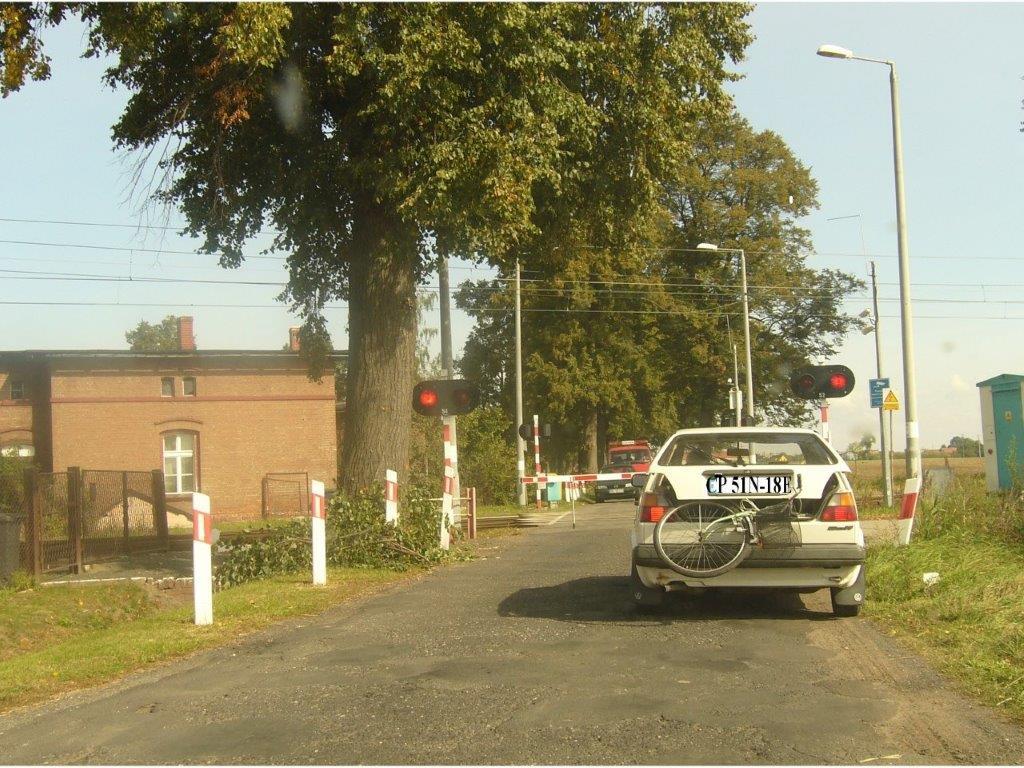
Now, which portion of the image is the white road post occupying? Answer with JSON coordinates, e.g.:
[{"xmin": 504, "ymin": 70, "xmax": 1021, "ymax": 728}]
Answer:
[
  {"xmin": 191, "ymin": 492, "xmax": 213, "ymax": 626},
  {"xmin": 385, "ymin": 469, "xmax": 399, "ymax": 525},
  {"xmin": 820, "ymin": 403, "xmax": 831, "ymax": 443},
  {"xmin": 310, "ymin": 480, "xmax": 327, "ymax": 585}
]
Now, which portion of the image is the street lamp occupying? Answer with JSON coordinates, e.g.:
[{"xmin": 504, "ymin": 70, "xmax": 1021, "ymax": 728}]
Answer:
[
  {"xmin": 817, "ymin": 43, "xmax": 921, "ymax": 480},
  {"xmin": 697, "ymin": 242, "xmax": 754, "ymax": 420}
]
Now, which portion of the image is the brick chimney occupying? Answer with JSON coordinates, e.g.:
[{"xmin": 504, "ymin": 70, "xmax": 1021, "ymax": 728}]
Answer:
[
  {"xmin": 177, "ymin": 316, "xmax": 196, "ymax": 351},
  {"xmin": 288, "ymin": 327, "xmax": 301, "ymax": 352}
]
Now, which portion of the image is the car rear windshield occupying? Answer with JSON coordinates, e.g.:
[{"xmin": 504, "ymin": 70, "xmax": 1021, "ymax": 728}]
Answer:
[
  {"xmin": 608, "ymin": 449, "xmax": 650, "ymax": 463},
  {"xmin": 659, "ymin": 432, "xmax": 837, "ymax": 467}
]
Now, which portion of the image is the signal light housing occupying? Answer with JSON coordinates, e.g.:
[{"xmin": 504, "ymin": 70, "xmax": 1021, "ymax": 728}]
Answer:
[
  {"xmin": 412, "ymin": 379, "xmax": 480, "ymax": 417},
  {"xmin": 789, "ymin": 365, "xmax": 856, "ymax": 399}
]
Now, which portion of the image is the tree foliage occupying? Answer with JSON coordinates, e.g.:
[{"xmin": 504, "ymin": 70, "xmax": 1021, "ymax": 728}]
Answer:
[
  {"xmin": 2, "ymin": 2, "xmax": 753, "ymax": 490},
  {"xmin": 459, "ymin": 112, "xmax": 863, "ymax": 469},
  {"xmin": 124, "ymin": 315, "xmax": 181, "ymax": 351}
]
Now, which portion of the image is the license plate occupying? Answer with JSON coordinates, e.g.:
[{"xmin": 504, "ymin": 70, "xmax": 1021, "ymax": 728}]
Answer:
[
  {"xmin": 609, "ymin": 487, "xmax": 625, "ymax": 494},
  {"xmin": 706, "ymin": 474, "xmax": 791, "ymax": 496}
]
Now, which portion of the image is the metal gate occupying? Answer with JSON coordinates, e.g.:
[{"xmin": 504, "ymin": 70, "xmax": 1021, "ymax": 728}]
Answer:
[
  {"xmin": 261, "ymin": 472, "xmax": 310, "ymax": 519},
  {"xmin": 17, "ymin": 467, "xmax": 169, "ymax": 575}
]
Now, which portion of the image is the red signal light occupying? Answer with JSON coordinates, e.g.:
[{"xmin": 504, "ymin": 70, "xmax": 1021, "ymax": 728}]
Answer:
[
  {"xmin": 829, "ymin": 372, "xmax": 848, "ymax": 390},
  {"xmin": 418, "ymin": 389, "xmax": 439, "ymax": 408}
]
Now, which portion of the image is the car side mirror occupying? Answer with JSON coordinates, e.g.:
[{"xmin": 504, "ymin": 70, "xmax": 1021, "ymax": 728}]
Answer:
[{"xmin": 630, "ymin": 473, "xmax": 648, "ymax": 489}]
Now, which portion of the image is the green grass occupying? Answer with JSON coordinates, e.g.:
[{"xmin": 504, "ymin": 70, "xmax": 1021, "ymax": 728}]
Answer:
[
  {"xmin": 865, "ymin": 474, "xmax": 1024, "ymax": 721},
  {"xmin": 0, "ymin": 566, "xmax": 415, "ymax": 712}
]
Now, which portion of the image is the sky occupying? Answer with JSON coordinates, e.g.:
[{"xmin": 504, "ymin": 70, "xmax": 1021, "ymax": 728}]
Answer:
[{"xmin": 1, "ymin": 3, "xmax": 1021, "ymax": 452}]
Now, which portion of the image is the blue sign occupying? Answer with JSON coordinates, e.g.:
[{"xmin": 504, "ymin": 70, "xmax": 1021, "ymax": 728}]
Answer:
[{"xmin": 869, "ymin": 377, "xmax": 890, "ymax": 408}]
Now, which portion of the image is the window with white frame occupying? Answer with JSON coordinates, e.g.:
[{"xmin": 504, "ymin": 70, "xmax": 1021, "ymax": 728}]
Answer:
[{"xmin": 162, "ymin": 432, "xmax": 196, "ymax": 494}]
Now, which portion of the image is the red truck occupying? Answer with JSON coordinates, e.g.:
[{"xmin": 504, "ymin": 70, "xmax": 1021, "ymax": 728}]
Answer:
[{"xmin": 607, "ymin": 440, "xmax": 654, "ymax": 472}]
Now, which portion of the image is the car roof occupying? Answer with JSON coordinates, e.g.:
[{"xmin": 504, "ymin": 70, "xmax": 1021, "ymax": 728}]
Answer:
[{"xmin": 664, "ymin": 426, "xmax": 823, "ymax": 438}]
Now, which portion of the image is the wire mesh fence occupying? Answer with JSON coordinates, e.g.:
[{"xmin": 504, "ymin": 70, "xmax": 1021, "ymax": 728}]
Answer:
[{"xmin": 261, "ymin": 472, "xmax": 310, "ymax": 520}]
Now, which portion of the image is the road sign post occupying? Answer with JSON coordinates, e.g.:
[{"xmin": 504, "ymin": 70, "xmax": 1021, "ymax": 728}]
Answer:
[{"xmin": 870, "ymin": 378, "xmax": 893, "ymax": 506}]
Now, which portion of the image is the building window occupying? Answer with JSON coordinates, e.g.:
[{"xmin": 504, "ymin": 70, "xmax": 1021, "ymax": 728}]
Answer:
[
  {"xmin": 161, "ymin": 377, "xmax": 174, "ymax": 397},
  {"xmin": 163, "ymin": 432, "xmax": 196, "ymax": 494},
  {"xmin": 0, "ymin": 443, "xmax": 33, "ymax": 458},
  {"xmin": 10, "ymin": 381, "xmax": 25, "ymax": 400},
  {"xmin": 183, "ymin": 376, "xmax": 196, "ymax": 396}
]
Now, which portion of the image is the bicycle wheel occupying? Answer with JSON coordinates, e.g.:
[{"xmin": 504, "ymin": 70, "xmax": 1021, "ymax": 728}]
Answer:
[{"xmin": 653, "ymin": 501, "xmax": 752, "ymax": 578}]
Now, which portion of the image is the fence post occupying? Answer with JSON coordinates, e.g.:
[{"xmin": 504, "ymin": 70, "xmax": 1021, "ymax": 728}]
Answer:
[
  {"xmin": 261, "ymin": 477, "xmax": 269, "ymax": 520},
  {"xmin": 67, "ymin": 466, "xmax": 83, "ymax": 573},
  {"xmin": 468, "ymin": 487, "xmax": 477, "ymax": 540},
  {"xmin": 152, "ymin": 469, "xmax": 169, "ymax": 550},
  {"xmin": 121, "ymin": 471, "xmax": 130, "ymax": 546},
  {"xmin": 22, "ymin": 467, "xmax": 41, "ymax": 577}
]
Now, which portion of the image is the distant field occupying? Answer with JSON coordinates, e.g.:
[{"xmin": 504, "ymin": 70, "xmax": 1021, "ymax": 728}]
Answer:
[
  {"xmin": 848, "ymin": 456, "xmax": 984, "ymax": 481},
  {"xmin": 849, "ymin": 456, "xmax": 985, "ymax": 516}
]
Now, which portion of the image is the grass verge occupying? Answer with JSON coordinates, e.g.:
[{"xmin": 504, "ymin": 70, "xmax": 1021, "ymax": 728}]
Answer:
[
  {"xmin": 0, "ymin": 566, "xmax": 414, "ymax": 713},
  {"xmin": 865, "ymin": 474, "xmax": 1024, "ymax": 721}
]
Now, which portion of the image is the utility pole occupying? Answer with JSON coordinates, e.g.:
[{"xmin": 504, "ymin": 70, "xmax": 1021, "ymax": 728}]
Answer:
[
  {"xmin": 438, "ymin": 257, "xmax": 460, "ymax": 509},
  {"xmin": 731, "ymin": 344, "xmax": 742, "ymax": 427},
  {"xmin": 870, "ymin": 261, "xmax": 893, "ymax": 506},
  {"xmin": 515, "ymin": 260, "xmax": 526, "ymax": 506}
]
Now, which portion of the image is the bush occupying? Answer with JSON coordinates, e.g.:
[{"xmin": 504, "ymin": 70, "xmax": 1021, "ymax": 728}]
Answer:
[
  {"xmin": 215, "ymin": 485, "xmax": 463, "ymax": 589},
  {"xmin": 0, "ymin": 456, "xmax": 27, "ymax": 514},
  {"xmin": 453, "ymin": 405, "xmax": 517, "ymax": 505}
]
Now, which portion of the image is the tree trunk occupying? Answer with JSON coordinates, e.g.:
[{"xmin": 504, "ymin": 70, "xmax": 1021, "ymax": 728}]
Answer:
[
  {"xmin": 340, "ymin": 206, "xmax": 418, "ymax": 494},
  {"xmin": 584, "ymin": 409, "xmax": 599, "ymax": 472},
  {"xmin": 596, "ymin": 412, "xmax": 608, "ymax": 468}
]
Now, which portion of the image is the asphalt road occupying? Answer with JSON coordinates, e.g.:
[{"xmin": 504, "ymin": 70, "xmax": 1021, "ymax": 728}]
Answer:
[{"xmin": 2, "ymin": 500, "xmax": 1023, "ymax": 765}]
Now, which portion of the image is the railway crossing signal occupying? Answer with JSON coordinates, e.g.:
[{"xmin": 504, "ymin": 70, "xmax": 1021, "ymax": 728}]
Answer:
[
  {"xmin": 790, "ymin": 365, "xmax": 856, "ymax": 399},
  {"xmin": 412, "ymin": 380, "xmax": 480, "ymax": 417}
]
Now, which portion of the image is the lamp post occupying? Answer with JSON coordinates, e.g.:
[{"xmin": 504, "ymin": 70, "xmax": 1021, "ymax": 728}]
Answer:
[
  {"xmin": 817, "ymin": 43, "xmax": 921, "ymax": 480},
  {"xmin": 697, "ymin": 242, "xmax": 754, "ymax": 420}
]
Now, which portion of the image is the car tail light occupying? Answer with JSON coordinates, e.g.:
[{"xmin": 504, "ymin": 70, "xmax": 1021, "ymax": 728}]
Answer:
[
  {"xmin": 639, "ymin": 492, "xmax": 666, "ymax": 523},
  {"xmin": 820, "ymin": 491, "xmax": 858, "ymax": 521}
]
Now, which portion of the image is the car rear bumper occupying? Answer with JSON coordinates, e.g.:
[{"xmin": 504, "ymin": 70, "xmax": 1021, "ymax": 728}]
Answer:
[{"xmin": 632, "ymin": 543, "xmax": 865, "ymax": 569}]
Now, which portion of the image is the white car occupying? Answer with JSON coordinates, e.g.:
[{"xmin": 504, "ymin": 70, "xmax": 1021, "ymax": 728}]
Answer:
[{"xmin": 629, "ymin": 427, "xmax": 866, "ymax": 617}]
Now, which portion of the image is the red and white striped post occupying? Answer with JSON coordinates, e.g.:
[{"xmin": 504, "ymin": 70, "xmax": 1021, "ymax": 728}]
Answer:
[
  {"xmin": 385, "ymin": 469, "xmax": 399, "ymax": 525},
  {"xmin": 440, "ymin": 463, "xmax": 454, "ymax": 550},
  {"xmin": 820, "ymin": 404, "xmax": 831, "ymax": 443},
  {"xmin": 533, "ymin": 414, "xmax": 542, "ymax": 509},
  {"xmin": 443, "ymin": 420, "xmax": 460, "ymax": 526},
  {"xmin": 191, "ymin": 492, "xmax": 213, "ymax": 626},
  {"xmin": 468, "ymin": 486, "xmax": 477, "ymax": 539},
  {"xmin": 310, "ymin": 480, "xmax": 326, "ymax": 585},
  {"xmin": 897, "ymin": 475, "xmax": 921, "ymax": 546},
  {"xmin": 569, "ymin": 479, "xmax": 577, "ymax": 530}
]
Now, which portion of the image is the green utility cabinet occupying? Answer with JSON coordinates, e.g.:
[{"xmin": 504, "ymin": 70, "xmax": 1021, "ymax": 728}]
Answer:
[{"xmin": 977, "ymin": 374, "xmax": 1024, "ymax": 491}]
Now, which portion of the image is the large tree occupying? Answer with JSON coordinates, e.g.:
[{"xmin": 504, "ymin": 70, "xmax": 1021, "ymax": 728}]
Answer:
[
  {"xmin": 125, "ymin": 315, "xmax": 181, "ymax": 351},
  {"xmin": 459, "ymin": 112, "xmax": 862, "ymax": 469},
  {"xmin": 2, "ymin": 2, "xmax": 752, "ymax": 491}
]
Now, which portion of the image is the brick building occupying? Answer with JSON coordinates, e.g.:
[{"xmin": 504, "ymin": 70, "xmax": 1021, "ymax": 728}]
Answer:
[{"xmin": 0, "ymin": 318, "xmax": 342, "ymax": 518}]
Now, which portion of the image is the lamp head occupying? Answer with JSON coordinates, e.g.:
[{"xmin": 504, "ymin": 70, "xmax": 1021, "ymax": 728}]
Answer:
[
  {"xmin": 817, "ymin": 44, "xmax": 853, "ymax": 60},
  {"xmin": 696, "ymin": 242, "xmax": 719, "ymax": 252}
]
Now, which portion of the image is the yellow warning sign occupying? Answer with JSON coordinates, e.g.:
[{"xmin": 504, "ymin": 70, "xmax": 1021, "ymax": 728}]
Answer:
[{"xmin": 882, "ymin": 390, "xmax": 900, "ymax": 411}]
